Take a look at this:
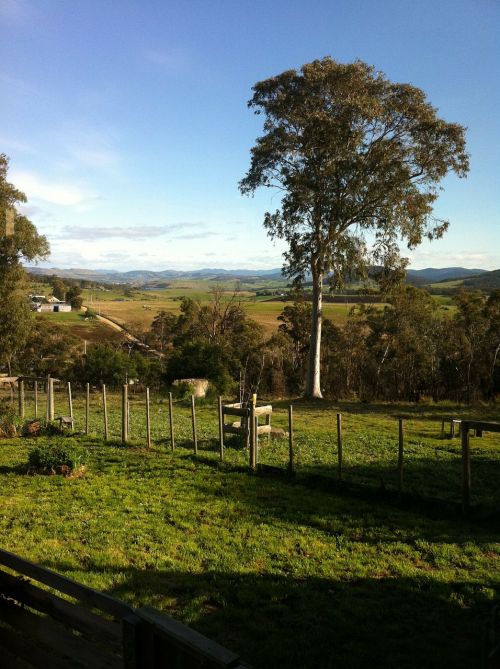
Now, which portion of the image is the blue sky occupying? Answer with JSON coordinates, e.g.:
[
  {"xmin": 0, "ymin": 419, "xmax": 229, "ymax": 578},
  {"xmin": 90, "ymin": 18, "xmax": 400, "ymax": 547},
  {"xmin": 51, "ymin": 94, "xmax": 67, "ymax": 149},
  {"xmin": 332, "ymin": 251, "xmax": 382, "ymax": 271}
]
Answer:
[{"xmin": 1, "ymin": 0, "xmax": 499, "ymax": 271}]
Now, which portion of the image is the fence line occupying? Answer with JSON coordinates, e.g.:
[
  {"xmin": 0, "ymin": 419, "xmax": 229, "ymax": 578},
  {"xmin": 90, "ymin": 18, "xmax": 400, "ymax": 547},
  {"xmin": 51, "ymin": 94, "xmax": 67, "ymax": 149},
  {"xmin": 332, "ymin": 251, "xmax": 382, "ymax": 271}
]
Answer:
[{"xmin": 3, "ymin": 383, "xmax": 499, "ymax": 511}]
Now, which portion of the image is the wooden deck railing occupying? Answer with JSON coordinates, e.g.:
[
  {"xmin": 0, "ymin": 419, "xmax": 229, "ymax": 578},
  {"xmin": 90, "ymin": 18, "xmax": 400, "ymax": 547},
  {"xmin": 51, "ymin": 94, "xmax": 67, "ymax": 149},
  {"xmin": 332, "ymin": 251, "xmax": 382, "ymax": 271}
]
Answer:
[{"xmin": 0, "ymin": 548, "xmax": 248, "ymax": 668}]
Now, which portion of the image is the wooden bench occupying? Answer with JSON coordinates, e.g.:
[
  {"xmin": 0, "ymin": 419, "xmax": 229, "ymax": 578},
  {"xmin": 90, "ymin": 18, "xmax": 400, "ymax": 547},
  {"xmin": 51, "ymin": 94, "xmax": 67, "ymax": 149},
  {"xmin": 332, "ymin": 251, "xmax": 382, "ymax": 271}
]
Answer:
[{"xmin": 56, "ymin": 415, "xmax": 74, "ymax": 431}]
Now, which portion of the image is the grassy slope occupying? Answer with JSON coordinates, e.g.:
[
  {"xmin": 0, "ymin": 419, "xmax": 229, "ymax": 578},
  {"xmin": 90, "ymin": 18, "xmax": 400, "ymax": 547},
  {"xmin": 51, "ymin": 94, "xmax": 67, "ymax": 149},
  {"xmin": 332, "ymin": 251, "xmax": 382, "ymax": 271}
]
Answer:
[
  {"xmin": 35, "ymin": 311, "xmax": 122, "ymax": 345},
  {"xmin": 0, "ymin": 396, "xmax": 499, "ymax": 668}
]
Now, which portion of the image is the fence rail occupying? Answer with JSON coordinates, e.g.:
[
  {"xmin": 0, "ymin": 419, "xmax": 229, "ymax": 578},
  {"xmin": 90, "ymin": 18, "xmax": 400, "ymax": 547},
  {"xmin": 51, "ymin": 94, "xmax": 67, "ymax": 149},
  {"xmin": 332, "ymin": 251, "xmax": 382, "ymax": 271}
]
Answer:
[{"xmin": 0, "ymin": 547, "xmax": 248, "ymax": 669}]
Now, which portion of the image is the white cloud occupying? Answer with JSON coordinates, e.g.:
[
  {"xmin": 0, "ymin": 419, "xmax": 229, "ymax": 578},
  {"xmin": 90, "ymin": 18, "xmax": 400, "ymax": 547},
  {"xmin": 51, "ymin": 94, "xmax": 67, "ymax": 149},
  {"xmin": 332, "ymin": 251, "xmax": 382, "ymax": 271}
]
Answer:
[
  {"xmin": 408, "ymin": 249, "xmax": 499, "ymax": 270},
  {"xmin": 69, "ymin": 147, "xmax": 119, "ymax": 171},
  {"xmin": 57, "ymin": 222, "xmax": 213, "ymax": 240},
  {"xmin": 10, "ymin": 169, "xmax": 92, "ymax": 206}
]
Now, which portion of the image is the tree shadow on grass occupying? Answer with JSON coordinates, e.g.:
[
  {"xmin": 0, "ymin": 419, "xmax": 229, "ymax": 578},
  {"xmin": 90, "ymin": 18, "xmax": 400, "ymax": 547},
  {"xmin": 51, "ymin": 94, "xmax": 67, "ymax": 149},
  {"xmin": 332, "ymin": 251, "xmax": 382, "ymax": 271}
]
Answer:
[
  {"xmin": 271, "ymin": 398, "xmax": 500, "ymax": 423},
  {"xmin": 189, "ymin": 456, "xmax": 500, "ymax": 544},
  {"xmin": 44, "ymin": 560, "xmax": 498, "ymax": 669}
]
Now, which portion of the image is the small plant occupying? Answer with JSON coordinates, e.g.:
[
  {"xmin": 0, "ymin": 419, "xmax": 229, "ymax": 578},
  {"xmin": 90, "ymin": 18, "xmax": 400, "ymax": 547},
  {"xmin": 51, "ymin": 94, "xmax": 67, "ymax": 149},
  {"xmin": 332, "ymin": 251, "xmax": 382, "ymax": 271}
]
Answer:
[
  {"xmin": 171, "ymin": 381, "xmax": 196, "ymax": 401},
  {"xmin": 27, "ymin": 441, "xmax": 87, "ymax": 476},
  {"xmin": 0, "ymin": 400, "xmax": 22, "ymax": 438}
]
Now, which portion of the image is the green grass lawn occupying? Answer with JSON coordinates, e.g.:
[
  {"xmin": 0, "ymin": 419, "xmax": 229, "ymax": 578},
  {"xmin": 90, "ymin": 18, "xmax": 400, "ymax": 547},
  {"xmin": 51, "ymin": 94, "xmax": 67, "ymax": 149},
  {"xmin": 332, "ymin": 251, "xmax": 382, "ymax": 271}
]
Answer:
[{"xmin": 0, "ymin": 395, "xmax": 499, "ymax": 667}]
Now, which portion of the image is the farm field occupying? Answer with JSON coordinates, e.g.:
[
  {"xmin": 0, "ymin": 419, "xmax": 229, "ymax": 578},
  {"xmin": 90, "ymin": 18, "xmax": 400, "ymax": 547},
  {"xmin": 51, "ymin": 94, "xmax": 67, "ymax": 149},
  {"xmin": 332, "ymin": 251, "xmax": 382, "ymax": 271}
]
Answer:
[
  {"xmin": 1, "ymin": 393, "xmax": 498, "ymax": 667},
  {"xmin": 81, "ymin": 281, "xmax": 385, "ymax": 335}
]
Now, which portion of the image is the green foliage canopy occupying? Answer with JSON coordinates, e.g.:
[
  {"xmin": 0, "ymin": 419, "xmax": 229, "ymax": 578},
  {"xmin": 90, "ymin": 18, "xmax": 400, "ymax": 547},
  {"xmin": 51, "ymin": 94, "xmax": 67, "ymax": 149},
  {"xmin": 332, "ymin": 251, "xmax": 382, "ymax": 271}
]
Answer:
[
  {"xmin": 240, "ymin": 58, "xmax": 469, "ymax": 397},
  {"xmin": 0, "ymin": 154, "xmax": 49, "ymax": 373}
]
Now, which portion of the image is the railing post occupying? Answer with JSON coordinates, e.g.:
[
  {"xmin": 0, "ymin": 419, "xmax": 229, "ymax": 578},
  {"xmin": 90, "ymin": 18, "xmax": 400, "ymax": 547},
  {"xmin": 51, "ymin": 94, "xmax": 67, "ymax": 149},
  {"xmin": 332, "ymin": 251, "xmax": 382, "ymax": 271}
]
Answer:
[
  {"xmin": 122, "ymin": 614, "xmax": 143, "ymax": 669},
  {"xmin": 288, "ymin": 405, "xmax": 294, "ymax": 474}
]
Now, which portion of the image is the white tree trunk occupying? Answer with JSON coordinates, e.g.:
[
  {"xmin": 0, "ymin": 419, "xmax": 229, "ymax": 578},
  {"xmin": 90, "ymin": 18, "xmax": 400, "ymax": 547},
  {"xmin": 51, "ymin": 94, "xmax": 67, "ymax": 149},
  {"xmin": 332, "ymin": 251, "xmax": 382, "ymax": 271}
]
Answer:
[{"xmin": 306, "ymin": 271, "xmax": 323, "ymax": 398}]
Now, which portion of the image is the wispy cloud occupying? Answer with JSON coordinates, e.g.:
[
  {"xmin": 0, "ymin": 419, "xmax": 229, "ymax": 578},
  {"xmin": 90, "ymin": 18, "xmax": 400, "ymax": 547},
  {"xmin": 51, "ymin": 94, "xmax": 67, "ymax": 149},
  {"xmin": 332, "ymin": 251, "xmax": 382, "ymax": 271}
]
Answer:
[
  {"xmin": 18, "ymin": 203, "xmax": 55, "ymax": 222},
  {"xmin": 10, "ymin": 169, "xmax": 93, "ymax": 206},
  {"xmin": 57, "ymin": 222, "xmax": 213, "ymax": 240},
  {"xmin": 69, "ymin": 147, "xmax": 119, "ymax": 171},
  {"xmin": 0, "ymin": 73, "xmax": 39, "ymax": 97},
  {"xmin": 0, "ymin": 135, "xmax": 36, "ymax": 155},
  {"xmin": 0, "ymin": 0, "xmax": 36, "ymax": 24},
  {"xmin": 143, "ymin": 47, "xmax": 190, "ymax": 72}
]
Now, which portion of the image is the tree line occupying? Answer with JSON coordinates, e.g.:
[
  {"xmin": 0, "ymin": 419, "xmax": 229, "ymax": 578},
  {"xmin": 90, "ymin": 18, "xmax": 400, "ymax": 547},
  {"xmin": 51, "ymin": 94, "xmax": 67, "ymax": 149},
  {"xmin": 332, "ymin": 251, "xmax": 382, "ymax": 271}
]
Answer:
[{"xmin": 4, "ymin": 267, "xmax": 500, "ymax": 403}]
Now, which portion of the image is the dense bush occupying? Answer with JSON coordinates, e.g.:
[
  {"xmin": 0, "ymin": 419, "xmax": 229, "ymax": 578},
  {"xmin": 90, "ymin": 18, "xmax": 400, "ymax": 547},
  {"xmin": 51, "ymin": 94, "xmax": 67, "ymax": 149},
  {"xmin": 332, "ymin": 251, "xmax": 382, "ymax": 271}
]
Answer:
[{"xmin": 27, "ymin": 441, "xmax": 86, "ymax": 475}]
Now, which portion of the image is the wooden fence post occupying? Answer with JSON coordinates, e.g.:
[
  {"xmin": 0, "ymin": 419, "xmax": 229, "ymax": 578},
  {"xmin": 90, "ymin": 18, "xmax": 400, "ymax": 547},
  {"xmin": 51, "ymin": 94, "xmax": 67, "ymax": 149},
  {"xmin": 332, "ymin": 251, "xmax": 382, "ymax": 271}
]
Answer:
[
  {"xmin": 18, "ymin": 379, "xmax": 24, "ymax": 419},
  {"xmin": 288, "ymin": 405, "xmax": 294, "ymax": 474},
  {"xmin": 398, "ymin": 418, "xmax": 404, "ymax": 493},
  {"xmin": 336, "ymin": 413, "xmax": 342, "ymax": 481},
  {"xmin": 85, "ymin": 383, "xmax": 90, "ymax": 435},
  {"xmin": 34, "ymin": 380, "xmax": 38, "ymax": 418},
  {"xmin": 67, "ymin": 382, "xmax": 73, "ymax": 426},
  {"xmin": 127, "ymin": 397, "xmax": 130, "ymax": 436},
  {"xmin": 146, "ymin": 388, "xmax": 151, "ymax": 449},
  {"xmin": 102, "ymin": 385, "xmax": 108, "ymax": 440},
  {"xmin": 218, "ymin": 396, "xmax": 224, "ymax": 461},
  {"xmin": 249, "ymin": 403, "xmax": 256, "ymax": 470},
  {"xmin": 49, "ymin": 377, "xmax": 55, "ymax": 421},
  {"xmin": 191, "ymin": 395, "xmax": 197, "ymax": 455},
  {"xmin": 122, "ymin": 384, "xmax": 128, "ymax": 444},
  {"xmin": 168, "ymin": 392, "xmax": 175, "ymax": 450},
  {"xmin": 46, "ymin": 375, "xmax": 50, "ymax": 421},
  {"xmin": 461, "ymin": 421, "xmax": 471, "ymax": 512}
]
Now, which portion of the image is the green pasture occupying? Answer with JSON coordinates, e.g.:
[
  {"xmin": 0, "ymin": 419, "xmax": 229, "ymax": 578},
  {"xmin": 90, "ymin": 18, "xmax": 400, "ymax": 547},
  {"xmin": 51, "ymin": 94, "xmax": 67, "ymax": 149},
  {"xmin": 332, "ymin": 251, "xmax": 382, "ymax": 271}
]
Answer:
[
  {"xmin": 0, "ymin": 394, "xmax": 498, "ymax": 667},
  {"xmin": 8, "ymin": 387, "xmax": 500, "ymax": 509}
]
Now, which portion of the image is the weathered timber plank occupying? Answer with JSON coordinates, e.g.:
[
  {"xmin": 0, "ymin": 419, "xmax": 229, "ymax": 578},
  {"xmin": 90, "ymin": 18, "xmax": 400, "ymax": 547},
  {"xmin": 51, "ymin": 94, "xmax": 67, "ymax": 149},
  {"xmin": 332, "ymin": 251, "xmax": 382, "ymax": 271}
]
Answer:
[
  {"xmin": 0, "ymin": 548, "xmax": 133, "ymax": 619},
  {"xmin": 0, "ymin": 568, "xmax": 121, "ymax": 647},
  {"xmin": 462, "ymin": 420, "xmax": 500, "ymax": 433},
  {"xmin": 0, "ymin": 625, "xmax": 69, "ymax": 669},
  {"xmin": 253, "ymin": 405, "xmax": 272, "ymax": 416},
  {"xmin": 222, "ymin": 406, "xmax": 249, "ymax": 417},
  {"xmin": 137, "ymin": 605, "xmax": 242, "ymax": 668},
  {"xmin": 0, "ymin": 642, "xmax": 33, "ymax": 668},
  {"xmin": 0, "ymin": 598, "xmax": 121, "ymax": 669}
]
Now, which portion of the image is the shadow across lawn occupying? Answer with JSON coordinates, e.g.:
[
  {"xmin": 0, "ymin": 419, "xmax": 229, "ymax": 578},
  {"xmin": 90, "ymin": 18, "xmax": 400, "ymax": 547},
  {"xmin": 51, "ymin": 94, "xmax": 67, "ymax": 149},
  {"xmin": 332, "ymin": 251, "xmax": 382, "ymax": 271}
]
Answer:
[{"xmin": 45, "ymin": 560, "xmax": 497, "ymax": 669}]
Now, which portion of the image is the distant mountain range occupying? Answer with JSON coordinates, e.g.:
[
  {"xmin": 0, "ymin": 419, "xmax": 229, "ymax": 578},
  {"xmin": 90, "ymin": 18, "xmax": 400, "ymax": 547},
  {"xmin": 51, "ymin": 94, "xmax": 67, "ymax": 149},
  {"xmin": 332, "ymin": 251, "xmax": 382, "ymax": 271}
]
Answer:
[
  {"xmin": 26, "ymin": 265, "xmax": 497, "ymax": 288},
  {"xmin": 405, "ymin": 267, "xmax": 487, "ymax": 282},
  {"xmin": 25, "ymin": 266, "xmax": 285, "ymax": 284}
]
